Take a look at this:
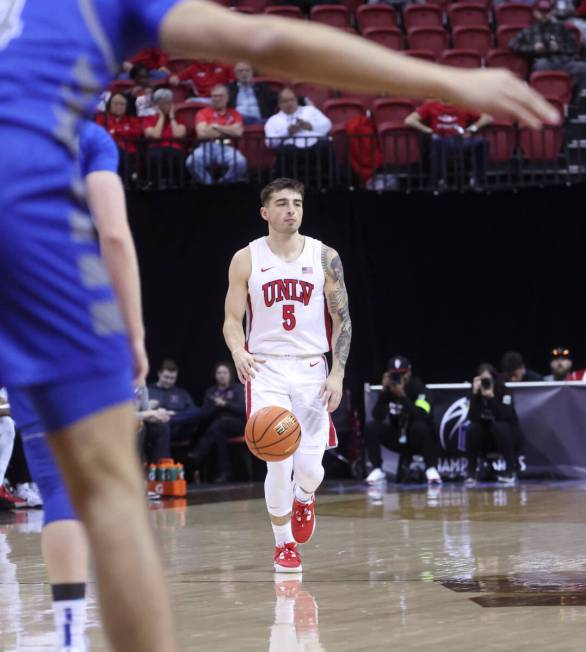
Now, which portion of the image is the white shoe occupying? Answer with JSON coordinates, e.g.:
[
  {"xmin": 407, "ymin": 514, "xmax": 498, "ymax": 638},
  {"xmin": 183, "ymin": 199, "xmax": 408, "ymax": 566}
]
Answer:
[
  {"xmin": 366, "ymin": 468, "xmax": 386, "ymax": 484},
  {"xmin": 425, "ymin": 467, "xmax": 442, "ymax": 485},
  {"xmin": 15, "ymin": 482, "xmax": 43, "ymax": 508}
]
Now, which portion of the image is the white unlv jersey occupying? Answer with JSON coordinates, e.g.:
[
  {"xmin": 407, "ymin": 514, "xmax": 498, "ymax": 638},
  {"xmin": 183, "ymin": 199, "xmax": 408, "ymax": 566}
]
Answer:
[{"xmin": 246, "ymin": 236, "xmax": 331, "ymax": 356}]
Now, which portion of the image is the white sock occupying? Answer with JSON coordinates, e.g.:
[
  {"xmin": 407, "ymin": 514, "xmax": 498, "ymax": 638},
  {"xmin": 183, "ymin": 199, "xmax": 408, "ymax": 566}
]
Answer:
[
  {"xmin": 294, "ymin": 485, "xmax": 314, "ymax": 504},
  {"xmin": 272, "ymin": 522, "xmax": 293, "ymax": 546},
  {"xmin": 53, "ymin": 598, "xmax": 87, "ymax": 650}
]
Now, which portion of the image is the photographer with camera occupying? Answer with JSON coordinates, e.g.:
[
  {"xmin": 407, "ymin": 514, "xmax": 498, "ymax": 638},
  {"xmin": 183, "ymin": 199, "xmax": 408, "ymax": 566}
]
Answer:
[
  {"xmin": 466, "ymin": 363, "xmax": 523, "ymax": 486},
  {"xmin": 365, "ymin": 356, "xmax": 441, "ymax": 485}
]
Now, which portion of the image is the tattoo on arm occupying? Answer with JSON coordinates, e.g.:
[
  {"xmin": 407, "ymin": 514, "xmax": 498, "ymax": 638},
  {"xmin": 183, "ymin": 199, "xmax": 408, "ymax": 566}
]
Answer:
[{"xmin": 322, "ymin": 245, "xmax": 352, "ymax": 371}]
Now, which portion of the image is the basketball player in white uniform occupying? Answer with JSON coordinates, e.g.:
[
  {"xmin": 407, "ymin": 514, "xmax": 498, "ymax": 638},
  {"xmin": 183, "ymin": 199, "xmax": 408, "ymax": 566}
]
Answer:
[{"xmin": 224, "ymin": 178, "xmax": 351, "ymax": 573}]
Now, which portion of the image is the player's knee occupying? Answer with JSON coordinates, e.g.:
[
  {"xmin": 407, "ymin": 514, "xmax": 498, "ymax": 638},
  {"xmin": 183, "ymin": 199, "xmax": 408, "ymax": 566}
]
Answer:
[{"xmin": 295, "ymin": 462, "xmax": 324, "ymax": 493}]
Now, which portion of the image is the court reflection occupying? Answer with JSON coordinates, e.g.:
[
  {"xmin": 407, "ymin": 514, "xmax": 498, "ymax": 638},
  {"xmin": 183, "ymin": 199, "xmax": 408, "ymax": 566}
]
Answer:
[{"xmin": 271, "ymin": 576, "xmax": 324, "ymax": 652}]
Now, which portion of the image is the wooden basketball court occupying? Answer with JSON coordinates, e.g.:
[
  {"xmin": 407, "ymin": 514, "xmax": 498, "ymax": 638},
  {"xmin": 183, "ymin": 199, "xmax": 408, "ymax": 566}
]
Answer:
[{"xmin": 1, "ymin": 481, "xmax": 585, "ymax": 650}]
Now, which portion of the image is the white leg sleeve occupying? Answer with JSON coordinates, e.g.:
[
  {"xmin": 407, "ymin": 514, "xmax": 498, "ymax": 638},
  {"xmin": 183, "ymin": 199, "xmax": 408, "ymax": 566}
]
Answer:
[
  {"xmin": 0, "ymin": 417, "xmax": 16, "ymax": 484},
  {"xmin": 292, "ymin": 451, "xmax": 325, "ymax": 496},
  {"xmin": 265, "ymin": 457, "xmax": 295, "ymax": 518}
]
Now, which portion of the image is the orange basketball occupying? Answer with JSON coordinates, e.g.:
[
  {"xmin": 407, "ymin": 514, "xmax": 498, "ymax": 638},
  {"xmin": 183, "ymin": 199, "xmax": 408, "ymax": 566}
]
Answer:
[{"xmin": 245, "ymin": 406, "xmax": 302, "ymax": 462}]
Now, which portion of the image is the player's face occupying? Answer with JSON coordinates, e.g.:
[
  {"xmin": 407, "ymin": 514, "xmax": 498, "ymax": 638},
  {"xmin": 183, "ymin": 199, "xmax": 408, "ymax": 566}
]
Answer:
[{"xmin": 261, "ymin": 190, "xmax": 303, "ymax": 234}]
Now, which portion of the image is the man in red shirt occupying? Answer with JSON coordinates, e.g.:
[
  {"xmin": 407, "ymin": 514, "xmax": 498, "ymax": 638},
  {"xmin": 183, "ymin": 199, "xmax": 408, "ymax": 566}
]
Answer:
[
  {"xmin": 405, "ymin": 100, "xmax": 492, "ymax": 190},
  {"xmin": 186, "ymin": 84, "xmax": 247, "ymax": 184},
  {"xmin": 169, "ymin": 60, "xmax": 234, "ymax": 101}
]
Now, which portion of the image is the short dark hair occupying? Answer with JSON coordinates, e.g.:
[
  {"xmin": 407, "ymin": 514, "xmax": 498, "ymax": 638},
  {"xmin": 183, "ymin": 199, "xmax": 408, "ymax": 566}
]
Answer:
[
  {"xmin": 500, "ymin": 351, "xmax": 524, "ymax": 374},
  {"xmin": 260, "ymin": 178, "xmax": 305, "ymax": 206},
  {"xmin": 159, "ymin": 359, "xmax": 178, "ymax": 373}
]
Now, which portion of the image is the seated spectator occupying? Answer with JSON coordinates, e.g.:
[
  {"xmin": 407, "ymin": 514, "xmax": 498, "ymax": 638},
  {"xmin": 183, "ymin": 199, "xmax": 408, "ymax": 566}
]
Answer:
[
  {"xmin": 135, "ymin": 384, "xmax": 176, "ymax": 465},
  {"xmin": 186, "ymin": 84, "xmax": 247, "ymax": 184},
  {"xmin": 168, "ymin": 60, "xmax": 234, "ymax": 102},
  {"xmin": 509, "ymin": 0, "xmax": 586, "ymax": 94},
  {"xmin": 551, "ymin": 0, "xmax": 586, "ymax": 44},
  {"xmin": 543, "ymin": 345, "xmax": 585, "ymax": 380},
  {"xmin": 265, "ymin": 87, "xmax": 332, "ymax": 177},
  {"xmin": 364, "ymin": 356, "xmax": 441, "ymax": 485},
  {"xmin": 128, "ymin": 64, "xmax": 158, "ymax": 117},
  {"xmin": 500, "ymin": 351, "xmax": 543, "ymax": 382},
  {"xmin": 466, "ymin": 363, "xmax": 524, "ymax": 485},
  {"xmin": 227, "ymin": 62, "xmax": 278, "ymax": 125},
  {"xmin": 405, "ymin": 100, "xmax": 492, "ymax": 190},
  {"xmin": 188, "ymin": 362, "xmax": 246, "ymax": 483},
  {"xmin": 122, "ymin": 47, "xmax": 170, "ymax": 79},
  {"xmin": 143, "ymin": 89, "xmax": 187, "ymax": 187},
  {"xmin": 145, "ymin": 360, "xmax": 202, "ymax": 460},
  {"xmin": 96, "ymin": 93, "xmax": 142, "ymax": 159}
]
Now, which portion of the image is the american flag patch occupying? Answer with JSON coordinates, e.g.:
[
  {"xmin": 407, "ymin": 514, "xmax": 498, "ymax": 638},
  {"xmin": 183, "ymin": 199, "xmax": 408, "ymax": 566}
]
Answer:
[{"xmin": 302, "ymin": 266, "xmax": 313, "ymax": 274}]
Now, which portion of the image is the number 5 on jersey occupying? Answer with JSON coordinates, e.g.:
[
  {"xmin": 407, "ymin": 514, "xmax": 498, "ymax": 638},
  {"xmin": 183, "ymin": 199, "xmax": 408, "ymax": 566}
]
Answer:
[{"xmin": 282, "ymin": 304, "xmax": 296, "ymax": 331}]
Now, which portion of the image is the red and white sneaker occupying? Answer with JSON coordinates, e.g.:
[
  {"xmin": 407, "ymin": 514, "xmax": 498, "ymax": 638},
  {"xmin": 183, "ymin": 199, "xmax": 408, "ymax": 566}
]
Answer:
[
  {"xmin": 0, "ymin": 484, "xmax": 27, "ymax": 510},
  {"xmin": 291, "ymin": 496, "xmax": 316, "ymax": 544},
  {"xmin": 274, "ymin": 542, "xmax": 303, "ymax": 573}
]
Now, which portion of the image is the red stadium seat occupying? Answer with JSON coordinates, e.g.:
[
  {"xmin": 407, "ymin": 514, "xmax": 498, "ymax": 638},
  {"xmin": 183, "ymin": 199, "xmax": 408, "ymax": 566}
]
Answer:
[
  {"xmin": 448, "ymin": 3, "xmax": 489, "ymax": 28},
  {"xmin": 323, "ymin": 98, "xmax": 366, "ymax": 128},
  {"xmin": 496, "ymin": 24, "xmax": 526, "ymax": 49},
  {"xmin": 363, "ymin": 26, "xmax": 404, "ymax": 50},
  {"xmin": 310, "ymin": 5, "xmax": 352, "ymax": 29},
  {"xmin": 338, "ymin": 90, "xmax": 379, "ymax": 111},
  {"xmin": 426, "ymin": 0, "xmax": 450, "ymax": 12},
  {"xmin": 337, "ymin": 0, "xmax": 365, "ymax": 13},
  {"xmin": 108, "ymin": 79, "xmax": 134, "ymax": 94},
  {"xmin": 440, "ymin": 48, "xmax": 482, "ymax": 68},
  {"xmin": 152, "ymin": 81, "xmax": 192, "ymax": 103},
  {"xmin": 292, "ymin": 82, "xmax": 334, "ymax": 109},
  {"xmin": 405, "ymin": 49, "xmax": 438, "ymax": 62},
  {"xmin": 237, "ymin": 125, "xmax": 276, "ymax": 172},
  {"xmin": 452, "ymin": 25, "xmax": 492, "ymax": 57},
  {"xmin": 486, "ymin": 48, "xmax": 529, "ymax": 78},
  {"xmin": 404, "ymin": 4, "xmax": 443, "ymax": 30},
  {"xmin": 495, "ymin": 3, "xmax": 533, "ymax": 27},
  {"xmin": 530, "ymin": 71, "xmax": 572, "ymax": 105},
  {"xmin": 265, "ymin": 5, "xmax": 304, "ymax": 18},
  {"xmin": 167, "ymin": 58, "xmax": 196, "ymax": 74},
  {"xmin": 408, "ymin": 27, "xmax": 450, "ymax": 59},
  {"xmin": 519, "ymin": 125, "xmax": 564, "ymax": 161},
  {"xmin": 234, "ymin": 0, "xmax": 270, "ymax": 12},
  {"xmin": 330, "ymin": 124, "xmax": 350, "ymax": 167},
  {"xmin": 356, "ymin": 4, "xmax": 398, "ymax": 32},
  {"xmin": 174, "ymin": 101, "xmax": 210, "ymax": 136},
  {"xmin": 372, "ymin": 98, "xmax": 416, "ymax": 124},
  {"xmin": 253, "ymin": 77, "xmax": 286, "ymax": 94},
  {"xmin": 483, "ymin": 120, "xmax": 517, "ymax": 163},
  {"xmin": 565, "ymin": 22, "xmax": 582, "ymax": 46},
  {"xmin": 378, "ymin": 122, "xmax": 420, "ymax": 166}
]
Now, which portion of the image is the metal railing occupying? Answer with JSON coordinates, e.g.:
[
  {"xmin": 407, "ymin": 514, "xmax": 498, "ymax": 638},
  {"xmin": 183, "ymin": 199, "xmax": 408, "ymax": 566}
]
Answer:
[{"xmin": 116, "ymin": 128, "xmax": 586, "ymax": 193}]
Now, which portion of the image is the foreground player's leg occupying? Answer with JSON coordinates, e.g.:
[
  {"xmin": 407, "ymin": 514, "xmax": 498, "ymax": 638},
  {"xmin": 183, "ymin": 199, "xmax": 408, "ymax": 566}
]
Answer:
[
  {"xmin": 291, "ymin": 452, "xmax": 325, "ymax": 545},
  {"xmin": 48, "ymin": 402, "xmax": 176, "ymax": 652}
]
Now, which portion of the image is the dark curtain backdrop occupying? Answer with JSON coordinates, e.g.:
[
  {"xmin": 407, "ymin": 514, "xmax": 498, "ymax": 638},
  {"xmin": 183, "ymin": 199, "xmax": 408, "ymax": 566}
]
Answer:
[{"xmin": 127, "ymin": 184, "xmax": 586, "ymax": 404}]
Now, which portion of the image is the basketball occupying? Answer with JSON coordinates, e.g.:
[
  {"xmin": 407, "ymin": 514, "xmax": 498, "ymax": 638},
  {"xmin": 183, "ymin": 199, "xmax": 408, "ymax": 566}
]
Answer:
[{"xmin": 245, "ymin": 406, "xmax": 302, "ymax": 462}]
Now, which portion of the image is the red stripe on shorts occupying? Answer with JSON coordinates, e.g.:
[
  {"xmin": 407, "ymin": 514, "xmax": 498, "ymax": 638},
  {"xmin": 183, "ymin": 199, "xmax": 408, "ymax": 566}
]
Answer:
[{"xmin": 246, "ymin": 380, "xmax": 252, "ymax": 419}]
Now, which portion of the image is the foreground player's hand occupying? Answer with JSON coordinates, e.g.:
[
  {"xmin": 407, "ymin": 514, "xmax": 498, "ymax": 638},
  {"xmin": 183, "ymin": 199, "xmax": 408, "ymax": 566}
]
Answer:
[
  {"xmin": 232, "ymin": 347, "xmax": 265, "ymax": 383},
  {"xmin": 320, "ymin": 372, "xmax": 343, "ymax": 413},
  {"xmin": 131, "ymin": 338, "xmax": 149, "ymax": 388},
  {"xmin": 443, "ymin": 69, "xmax": 559, "ymax": 129}
]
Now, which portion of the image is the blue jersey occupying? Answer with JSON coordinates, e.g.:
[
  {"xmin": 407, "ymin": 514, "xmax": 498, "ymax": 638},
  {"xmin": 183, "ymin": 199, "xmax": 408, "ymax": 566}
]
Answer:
[
  {"xmin": 0, "ymin": 0, "xmax": 177, "ymax": 389},
  {"xmin": 79, "ymin": 121, "xmax": 119, "ymax": 177}
]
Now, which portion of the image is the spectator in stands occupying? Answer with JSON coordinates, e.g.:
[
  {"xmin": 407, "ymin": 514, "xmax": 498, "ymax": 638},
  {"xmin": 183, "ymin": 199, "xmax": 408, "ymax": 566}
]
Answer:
[
  {"xmin": 466, "ymin": 363, "xmax": 523, "ymax": 485},
  {"xmin": 543, "ymin": 345, "xmax": 585, "ymax": 380},
  {"xmin": 552, "ymin": 0, "xmax": 586, "ymax": 43},
  {"xmin": 122, "ymin": 47, "xmax": 170, "ymax": 79},
  {"xmin": 509, "ymin": 0, "xmax": 586, "ymax": 93},
  {"xmin": 364, "ymin": 356, "xmax": 441, "ymax": 485},
  {"xmin": 227, "ymin": 62, "xmax": 278, "ymax": 125},
  {"xmin": 168, "ymin": 60, "xmax": 234, "ymax": 103},
  {"xmin": 186, "ymin": 84, "xmax": 247, "ymax": 184},
  {"xmin": 265, "ymin": 87, "xmax": 332, "ymax": 177},
  {"xmin": 143, "ymin": 88, "xmax": 187, "ymax": 187},
  {"xmin": 96, "ymin": 93, "xmax": 142, "ymax": 159},
  {"xmin": 405, "ymin": 100, "xmax": 492, "ymax": 190},
  {"xmin": 500, "ymin": 351, "xmax": 543, "ymax": 382},
  {"xmin": 136, "ymin": 384, "xmax": 176, "ymax": 465},
  {"xmin": 188, "ymin": 362, "xmax": 246, "ymax": 483},
  {"xmin": 129, "ymin": 64, "xmax": 157, "ymax": 117},
  {"xmin": 145, "ymin": 360, "xmax": 202, "ymax": 454}
]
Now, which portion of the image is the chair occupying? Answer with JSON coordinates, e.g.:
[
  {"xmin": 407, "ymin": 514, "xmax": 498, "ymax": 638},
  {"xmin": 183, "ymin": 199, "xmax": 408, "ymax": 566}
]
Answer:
[
  {"xmin": 452, "ymin": 25, "xmax": 492, "ymax": 57},
  {"xmin": 372, "ymin": 98, "xmax": 416, "ymax": 124},
  {"xmin": 494, "ymin": 3, "xmax": 533, "ymax": 27},
  {"xmin": 152, "ymin": 81, "xmax": 192, "ymax": 103},
  {"xmin": 483, "ymin": 119, "xmax": 517, "ymax": 163},
  {"xmin": 293, "ymin": 82, "xmax": 334, "ymax": 109},
  {"xmin": 265, "ymin": 5, "xmax": 304, "ymax": 19},
  {"xmin": 448, "ymin": 3, "xmax": 489, "ymax": 28},
  {"xmin": 363, "ymin": 26, "xmax": 404, "ymax": 50},
  {"xmin": 496, "ymin": 24, "xmax": 526, "ymax": 49},
  {"xmin": 237, "ymin": 124, "xmax": 276, "ymax": 176},
  {"xmin": 519, "ymin": 125, "xmax": 564, "ymax": 161},
  {"xmin": 174, "ymin": 101, "xmax": 209, "ymax": 136},
  {"xmin": 108, "ymin": 79, "xmax": 134, "ymax": 94},
  {"xmin": 530, "ymin": 71, "xmax": 572, "ymax": 105},
  {"xmin": 330, "ymin": 123, "xmax": 351, "ymax": 168},
  {"xmin": 337, "ymin": 0, "xmax": 365, "ymax": 13},
  {"xmin": 310, "ymin": 4, "xmax": 352, "ymax": 29},
  {"xmin": 356, "ymin": 4, "xmax": 398, "ymax": 32},
  {"xmin": 234, "ymin": 0, "xmax": 270, "ymax": 11},
  {"xmin": 167, "ymin": 58, "xmax": 196, "ymax": 74},
  {"xmin": 403, "ymin": 4, "xmax": 443, "ymax": 30},
  {"xmin": 405, "ymin": 49, "xmax": 437, "ymax": 62},
  {"xmin": 486, "ymin": 48, "xmax": 529, "ymax": 78},
  {"xmin": 323, "ymin": 98, "xmax": 366, "ymax": 128},
  {"xmin": 565, "ymin": 22, "xmax": 582, "ymax": 46},
  {"xmin": 440, "ymin": 48, "xmax": 482, "ymax": 68},
  {"xmin": 407, "ymin": 27, "xmax": 450, "ymax": 59},
  {"xmin": 338, "ymin": 90, "xmax": 379, "ymax": 112},
  {"xmin": 377, "ymin": 122, "xmax": 420, "ymax": 166},
  {"xmin": 252, "ymin": 77, "xmax": 286, "ymax": 94}
]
